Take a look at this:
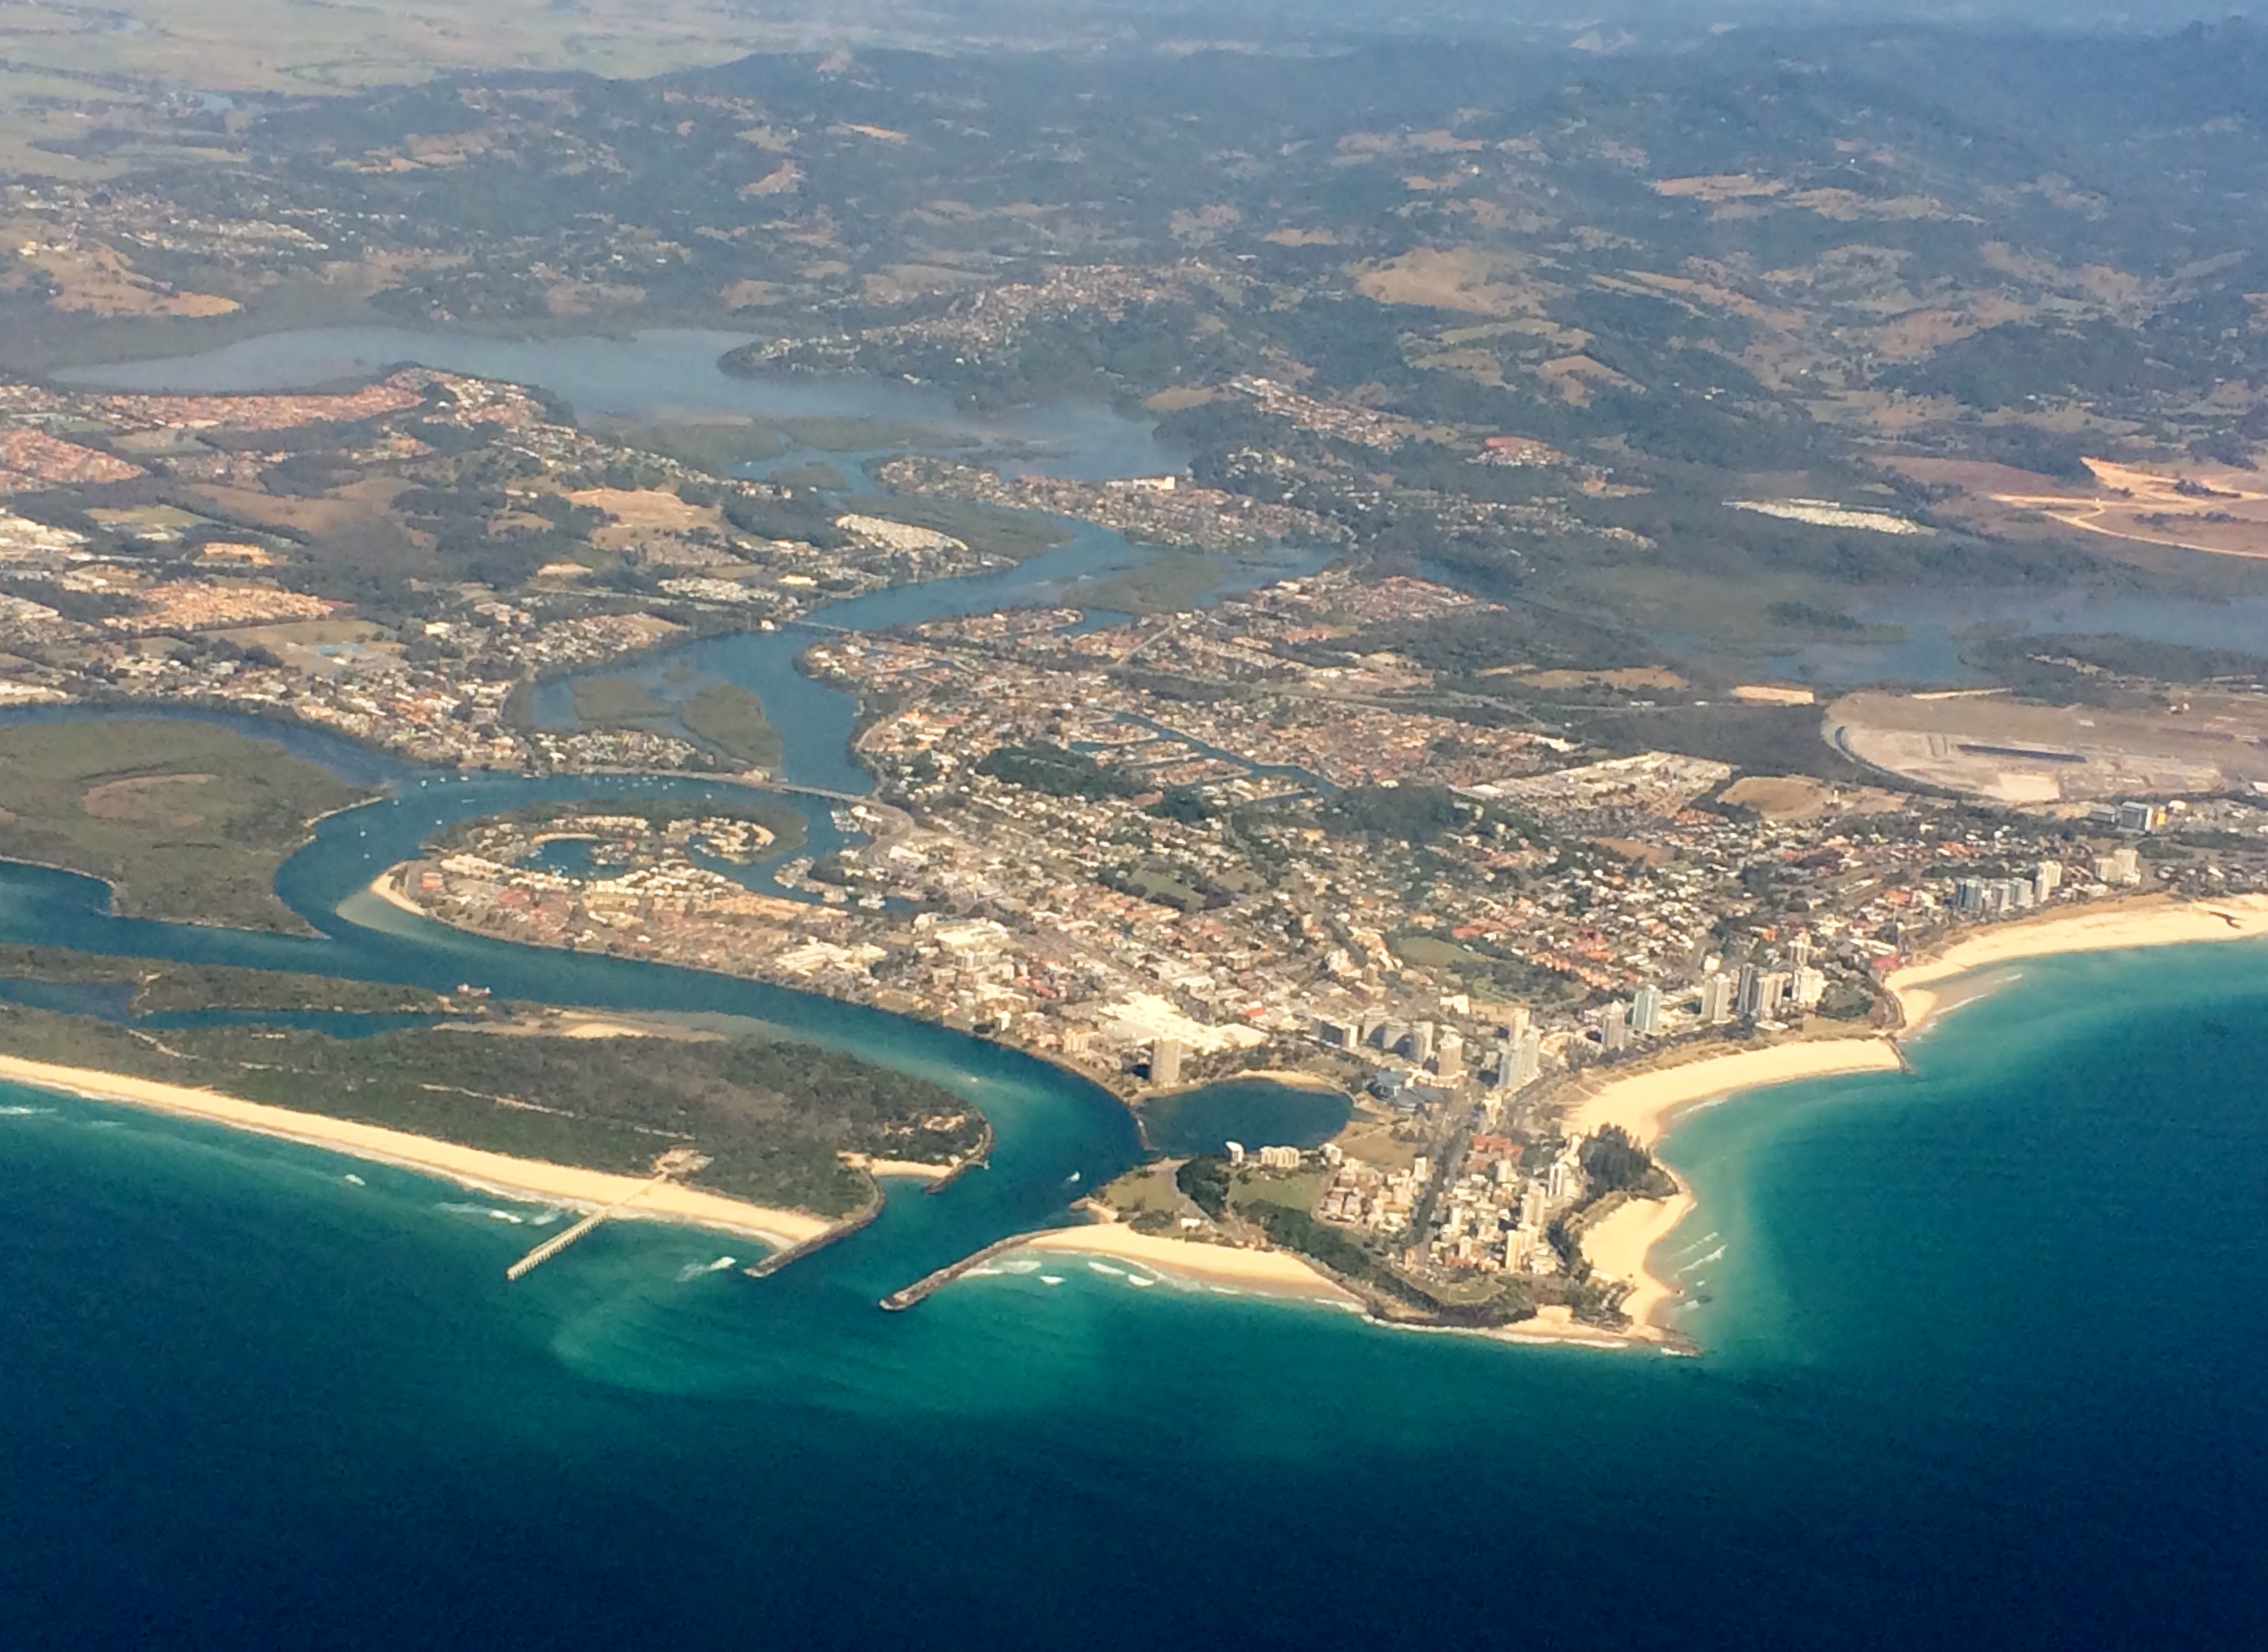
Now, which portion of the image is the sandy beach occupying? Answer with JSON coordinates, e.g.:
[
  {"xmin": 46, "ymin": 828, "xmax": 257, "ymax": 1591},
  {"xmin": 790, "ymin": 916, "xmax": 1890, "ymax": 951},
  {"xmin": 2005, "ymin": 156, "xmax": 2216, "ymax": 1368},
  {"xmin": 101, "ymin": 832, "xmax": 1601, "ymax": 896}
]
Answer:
[
  {"xmin": 1014, "ymin": 1217, "xmax": 1358, "ymax": 1303},
  {"xmin": 1561, "ymin": 1036, "xmax": 1906, "ymax": 1149},
  {"xmin": 1551, "ymin": 893, "xmax": 2268, "ymax": 1343},
  {"xmin": 1554, "ymin": 1036, "xmax": 1905, "ymax": 1346},
  {"xmin": 1885, "ymin": 893, "xmax": 2268, "ymax": 1031},
  {"xmin": 0, "ymin": 1052, "xmax": 834, "ymax": 1250},
  {"xmin": 1577, "ymin": 1190, "xmax": 1697, "ymax": 1339}
]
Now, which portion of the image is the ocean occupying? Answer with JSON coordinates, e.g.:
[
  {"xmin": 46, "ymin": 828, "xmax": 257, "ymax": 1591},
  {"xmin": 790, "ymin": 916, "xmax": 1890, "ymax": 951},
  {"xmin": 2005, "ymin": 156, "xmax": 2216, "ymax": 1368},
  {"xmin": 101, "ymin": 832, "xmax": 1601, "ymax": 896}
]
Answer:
[{"xmin": 5, "ymin": 939, "xmax": 2264, "ymax": 1651}]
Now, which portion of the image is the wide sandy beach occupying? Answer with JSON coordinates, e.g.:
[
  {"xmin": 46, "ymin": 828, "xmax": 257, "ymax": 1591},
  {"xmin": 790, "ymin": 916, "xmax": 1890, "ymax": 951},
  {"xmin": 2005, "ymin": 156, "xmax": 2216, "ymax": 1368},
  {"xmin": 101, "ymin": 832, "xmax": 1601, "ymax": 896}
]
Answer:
[
  {"xmin": 0, "ymin": 1052, "xmax": 834, "ymax": 1250},
  {"xmin": 1562, "ymin": 1036, "xmax": 1905, "ymax": 1149},
  {"xmin": 1884, "ymin": 892, "xmax": 2268, "ymax": 1031},
  {"xmin": 1014, "ymin": 1217, "xmax": 1358, "ymax": 1304}
]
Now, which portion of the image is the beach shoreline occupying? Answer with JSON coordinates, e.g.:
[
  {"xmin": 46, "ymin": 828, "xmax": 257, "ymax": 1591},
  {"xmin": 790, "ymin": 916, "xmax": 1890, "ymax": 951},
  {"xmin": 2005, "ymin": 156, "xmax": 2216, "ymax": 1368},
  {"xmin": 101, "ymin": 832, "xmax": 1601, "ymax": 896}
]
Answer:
[
  {"xmin": 1576, "ymin": 1189, "xmax": 1699, "ymax": 1339},
  {"xmin": 1884, "ymin": 891, "xmax": 2268, "ymax": 1034},
  {"xmin": 1561, "ymin": 1036, "xmax": 1906, "ymax": 1151},
  {"xmin": 0, "ymin": 1052, "xmax": 835, "ymax": 1251},
  {"xmin": 1558, "ymin": 891, "xmax": 2268, "ymax": 1342},
  {"xmin": 1013, "ymin": 1215, "xmax": 1359, "ymax": 1304}
]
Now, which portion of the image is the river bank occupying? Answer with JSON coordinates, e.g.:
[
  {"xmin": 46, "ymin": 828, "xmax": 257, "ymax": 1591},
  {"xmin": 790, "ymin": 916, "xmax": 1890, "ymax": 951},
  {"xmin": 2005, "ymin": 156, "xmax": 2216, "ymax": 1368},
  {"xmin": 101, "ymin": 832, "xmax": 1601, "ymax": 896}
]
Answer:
[{"xmin": 0, "ymin": 1052, "xmax": 834, "ymax": 1250}]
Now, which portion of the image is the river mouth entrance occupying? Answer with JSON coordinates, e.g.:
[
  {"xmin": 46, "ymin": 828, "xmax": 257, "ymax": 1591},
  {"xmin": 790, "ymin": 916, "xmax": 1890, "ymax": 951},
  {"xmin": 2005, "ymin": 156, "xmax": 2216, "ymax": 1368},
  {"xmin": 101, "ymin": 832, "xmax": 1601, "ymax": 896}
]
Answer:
[{"xmin": 4, "ymin": 328, "xmax": 1339, "ymax": 1312}]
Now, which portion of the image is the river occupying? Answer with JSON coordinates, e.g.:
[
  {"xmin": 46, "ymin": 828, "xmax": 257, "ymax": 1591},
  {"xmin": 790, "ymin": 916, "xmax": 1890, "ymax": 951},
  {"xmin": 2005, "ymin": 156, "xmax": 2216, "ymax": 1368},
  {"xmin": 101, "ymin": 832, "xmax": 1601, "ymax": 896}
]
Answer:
[{"xmin": 6, "ymin": 328, "xmax": 1343, "ymax": 1288}]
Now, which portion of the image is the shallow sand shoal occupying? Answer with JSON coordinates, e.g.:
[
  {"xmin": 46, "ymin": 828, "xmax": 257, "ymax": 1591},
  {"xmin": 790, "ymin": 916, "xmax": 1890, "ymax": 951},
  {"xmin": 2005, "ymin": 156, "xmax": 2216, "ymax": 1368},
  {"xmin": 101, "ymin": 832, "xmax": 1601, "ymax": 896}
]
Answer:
[
  {"xmin": 1563, "ymin": 1039, "xmax": 1906, "ymax": 1149},
  {"xmin": 1014, "ymin": 1220, "xmax": 1357, "ymax": 1304},
  {"xmin": 1886, "ymin": 893, "xmax": 2268, "ymax": 1031},
  {"xmin": 363, "ymin": 869, "xmax": 432, "ymax": 922},
  {"xmin": 1579, "ymin": 1189, "xmax": 1697, "ymax": 1339},
  {"xmin": 0, "ymin": 1053, "xmax": 833, "ymax": 1249},
  {"xmin": 840, "ymin": 1152, "xmax": 954, "ymax": 1182}
]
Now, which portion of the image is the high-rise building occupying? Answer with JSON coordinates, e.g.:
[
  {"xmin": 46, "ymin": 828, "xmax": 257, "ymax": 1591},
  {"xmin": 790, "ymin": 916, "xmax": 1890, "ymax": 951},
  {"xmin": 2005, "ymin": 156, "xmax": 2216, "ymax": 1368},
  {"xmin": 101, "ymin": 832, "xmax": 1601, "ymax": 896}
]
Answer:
[
  {"xmin": 2035, "ymin": 860, "xmax": 2063, "ymax": 903},
  {"xmin": 2094, "ymin": 848, "xmax": 2142, "ymax": 886},
  {"xmin": 1520, "ymin": 1184, "xmax": 1547, "ymax": 1230},
  {"xmin": 1630, "ymin": 983, "xmax": 1663, "ymax": 1036},
  {"xmin": 1150, "ymin": 1038, "xmax": 1183, "ymax": 1087},
  {"xmin": 1698, "ymin": 971, "xmax": 1734, "ymax": 1026},
  {"xmin": 1405, "ymin": 1021, "xmax": 1436, "ymax": 1064},
  {"xmin": 1734, "ymin": 963, "xmax": 1763, "ymax": 1018},
  {"xmin": 1750, "ymin": 970, "xmax": 1791, "ymax": 1023},
  {"xmin": 1433, "ymin": 1029, "xmax": 1464, "ymax": 1074},
  {"xmin": 1597, "ymin": 1003, "xmax": 1630, "ymax": 1054},
  {"xmin": 1792, "ymin": 966, "xmax": 1828, "ymax": 1011},
  {"xmin": 1503, "ymin": 1004, "xmax": 1532, "ymax": 1044},
  {"xmin": 1518, "ymin": 1026, "xmax": 1543, "ymax": 1083},
  {"xmin": 1789, "ymin": 932, "xmax": 1813, "ymax": 973}
]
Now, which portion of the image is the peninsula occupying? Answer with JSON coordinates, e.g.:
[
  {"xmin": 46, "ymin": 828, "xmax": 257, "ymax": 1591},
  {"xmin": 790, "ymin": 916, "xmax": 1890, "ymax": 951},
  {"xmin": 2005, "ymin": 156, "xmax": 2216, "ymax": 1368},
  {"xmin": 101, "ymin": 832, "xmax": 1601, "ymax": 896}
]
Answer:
[{"xmin": 0, "ymin": 976, "xmax": 990, "ymax": 1248}]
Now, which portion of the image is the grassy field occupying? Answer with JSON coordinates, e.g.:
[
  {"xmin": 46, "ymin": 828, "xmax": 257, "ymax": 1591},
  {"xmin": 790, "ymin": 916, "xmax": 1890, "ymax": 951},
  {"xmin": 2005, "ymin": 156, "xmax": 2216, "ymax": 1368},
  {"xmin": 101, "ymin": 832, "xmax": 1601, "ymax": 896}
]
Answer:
[
  {"xmin": 679, "ymin": 682, "xmax": 784, "ymax": 770},
  {"xmin": 0, "ymin": 720, "xmax": 372, "ymax": 931},
  {"xmin": 854, "ymin": 494, "xmax": 1074, "ymax": 562},
  {"xmin": 1097, "ymin": 1161, "xmax": 1187, "ymax": 1217}
]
